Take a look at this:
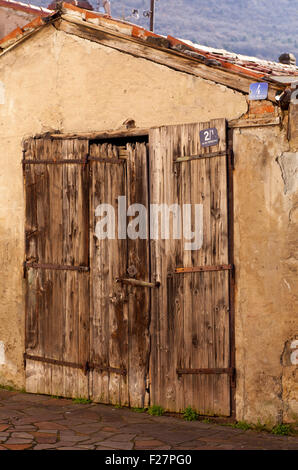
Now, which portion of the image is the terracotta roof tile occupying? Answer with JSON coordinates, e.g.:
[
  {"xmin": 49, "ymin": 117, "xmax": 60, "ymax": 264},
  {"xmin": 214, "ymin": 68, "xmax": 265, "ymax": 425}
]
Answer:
[
  {"xmin": 0, "ymin": 1, "xmax": 297, "ymax": 84},
  {"xmin": 0, "ymin": 11, "xmax": 54, "ymax": 49},
  {"xmin": 0, "ymin": 0, "xmax": 51, "ymax": 16}
]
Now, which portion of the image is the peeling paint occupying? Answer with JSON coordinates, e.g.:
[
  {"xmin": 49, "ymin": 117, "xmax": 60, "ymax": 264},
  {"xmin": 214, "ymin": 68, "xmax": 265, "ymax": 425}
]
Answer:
[
  {"xmin": 277, "ymin": 152, "xmax": 298, "ymax": 194},
  {"xmin": 290, "ymin": 340, "xmax": 298, "ymax": 365},
  {"xmin": 282, "ymin": 336, "xmax": 298, "ymax": 367},
  {"xmin": 0, "ymin": 341, "xmax": 5, "ymax": 364}
]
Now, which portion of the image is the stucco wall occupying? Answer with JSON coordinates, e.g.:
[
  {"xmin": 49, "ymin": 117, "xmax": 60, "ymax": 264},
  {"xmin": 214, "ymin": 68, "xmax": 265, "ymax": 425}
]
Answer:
[
  {"xmin": 0, "ymin": 7, "xmax": 36, "ymax": 39},
  {"xmin": 233, "ymin": 124, "xmax": 298, "ymax": 425},
  {"xmin": 1, "ymin": 22, "xmax": 296, "ymax": 424}
]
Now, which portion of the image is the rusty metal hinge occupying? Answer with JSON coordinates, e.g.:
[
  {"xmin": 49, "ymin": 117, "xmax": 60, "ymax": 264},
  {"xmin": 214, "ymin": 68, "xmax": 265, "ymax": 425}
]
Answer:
[
  {"xmin": 22, "ymin": 159, "xmax": 87, "ymax": 165},
  {"xmin": 23, "ymin": 353, "xmax": 86, "ymax": 372},
  {"xmin": 23, "ymin": 354, "xmax": 127, "ymax": 376},
  {"xmin": 177, "ymin": 367, "xmax": 235, "ymax": 376},
  {"xmin": 22, "ymin": 156, "xmax": 126, "ymax": 166},
  {"xmin": 175, "ymin": 150, "xmax": 227, "ymax": 163},
  {"xmin": 24, "ymin": 262, "xmax": 89, "ymax": 272},
  {"xmin": 175, "ymin": 264, "xmax": 233, "ymax": 274},
  {"xmin": 88, "ymin": 362, "xmax": 127, "ymax": 376}
]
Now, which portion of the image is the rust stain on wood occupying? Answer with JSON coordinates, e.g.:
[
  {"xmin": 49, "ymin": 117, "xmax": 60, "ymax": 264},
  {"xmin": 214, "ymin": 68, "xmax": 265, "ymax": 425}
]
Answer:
[{"xmin": 175, "ymin": 264, "xmax": 233, "ymax": 274}]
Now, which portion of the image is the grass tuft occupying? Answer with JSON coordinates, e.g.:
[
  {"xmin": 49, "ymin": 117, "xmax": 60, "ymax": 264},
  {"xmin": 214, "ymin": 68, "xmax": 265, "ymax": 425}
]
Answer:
[
  {"xmin": 183, "ymin": 406, "xmax": 198, "ymax": 421},
  {"xmin": 72, "ymin": 397, "xmax": 92, "ymax": 405},
  {"xmin": 148, "ymin": 405, "xmax": 164, "ymax": 416},
  {"xmin": 271, "ymin": 424, "xmax": 294, "ymax": 436}
]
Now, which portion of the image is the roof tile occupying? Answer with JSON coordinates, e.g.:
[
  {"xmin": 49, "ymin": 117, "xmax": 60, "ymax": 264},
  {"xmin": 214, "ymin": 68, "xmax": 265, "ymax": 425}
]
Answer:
[
  {"xmin": 0, "ymin": 0, "xmax": 51, "ymax": 16},
  {"xmin": 0, "ymin": 1, "xmax": 297, "ymax": 84}
]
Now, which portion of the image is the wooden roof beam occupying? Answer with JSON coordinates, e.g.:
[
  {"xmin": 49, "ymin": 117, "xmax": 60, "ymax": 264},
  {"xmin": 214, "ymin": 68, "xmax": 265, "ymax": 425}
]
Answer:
[{"xmin": 56, "ymin": 15, "xmax": 283, "ymax": 103}]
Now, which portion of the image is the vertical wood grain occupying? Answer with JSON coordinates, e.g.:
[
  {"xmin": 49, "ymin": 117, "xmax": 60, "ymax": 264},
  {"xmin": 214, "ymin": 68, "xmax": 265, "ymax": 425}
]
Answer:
[{"xmin": 149, "ymin": 120, "xmax": 231, "ymax": 416}]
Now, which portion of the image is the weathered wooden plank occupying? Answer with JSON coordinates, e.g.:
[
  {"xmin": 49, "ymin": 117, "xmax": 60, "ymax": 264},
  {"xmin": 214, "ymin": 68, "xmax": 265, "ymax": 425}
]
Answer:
[
  {"xmin": 149, "ymin": 120, "xmax": 231, "ymax": 416},
  {"xmin": 229, "ymin": 116, "xmax": 280, "ymax": 128},
  {"xmin": 89, "ymin": 142, "xmax": 129, "ymax": 406},
  {"xmin": 149, "ymin": 125, "xmax": 185, "ymax": 410},
  {"xmin": 24, "ymin": 138, "xmax": 89, "ymax": 399},
  {"xmin": 57, "ymin": 16, "xmax": 281, "ymax": 102},
  {"xmin": 49, "ymin": 128, "xmax": 149, "ymax": 140},
  {"xmin": 89, "ymin": 143, "xmax": 110, "ymax": 404},
  {"xmin": 126, "ymin": 141, "xmax": 150, "ymax": 408}
]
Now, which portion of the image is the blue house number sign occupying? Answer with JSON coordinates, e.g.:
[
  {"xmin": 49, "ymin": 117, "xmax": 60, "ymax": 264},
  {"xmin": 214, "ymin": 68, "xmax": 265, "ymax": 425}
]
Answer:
[
  {"xmin": 200, "ymin": 127, "xmax": 219, "ymax": 148},
  {"xmin": 249, "ymin": 82, "xmax": 268, "ymax": 100}
]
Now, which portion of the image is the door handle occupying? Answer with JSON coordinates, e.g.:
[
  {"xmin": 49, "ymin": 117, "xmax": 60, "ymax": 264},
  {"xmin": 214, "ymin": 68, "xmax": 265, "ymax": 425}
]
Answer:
[{"xmin": 116, "ymin": 278, "xmax": 160, "ymax": 288}]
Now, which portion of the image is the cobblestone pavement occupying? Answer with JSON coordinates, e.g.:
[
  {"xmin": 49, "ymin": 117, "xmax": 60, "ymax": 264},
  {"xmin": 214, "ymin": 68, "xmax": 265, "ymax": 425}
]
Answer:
[{"xmin": 0, "ymin": 389, "xmax": 297, "ymax": 450}]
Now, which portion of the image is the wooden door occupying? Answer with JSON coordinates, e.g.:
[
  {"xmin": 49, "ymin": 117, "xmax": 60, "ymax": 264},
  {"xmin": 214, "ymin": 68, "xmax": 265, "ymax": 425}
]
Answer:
[
  {"xmin": 149, "ymin": 120, "xmax": 233, "ymax": 416},
  {"xmin": 23, "ymin": 138, "xmax": 90, "ymax": 398},
  {"xmin": 23, "ymin": 125, "xmax": 233, "ymax": 415},
  {"xmin": 89, "ymin": 140, "xmax": 151, "ymax": 408}
]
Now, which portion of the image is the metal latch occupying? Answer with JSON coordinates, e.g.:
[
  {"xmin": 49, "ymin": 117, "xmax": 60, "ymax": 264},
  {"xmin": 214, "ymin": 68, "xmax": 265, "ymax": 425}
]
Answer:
[{"xmin": 116, "ymin": 278, "xmax": 160, "ymax": 288}]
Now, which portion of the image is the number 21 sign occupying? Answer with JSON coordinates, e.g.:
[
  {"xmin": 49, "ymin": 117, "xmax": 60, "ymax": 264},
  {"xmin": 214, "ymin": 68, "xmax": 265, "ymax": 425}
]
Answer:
[{"xmin": 200, "ymin": 127, "xmax": 219, "ymax": 148}]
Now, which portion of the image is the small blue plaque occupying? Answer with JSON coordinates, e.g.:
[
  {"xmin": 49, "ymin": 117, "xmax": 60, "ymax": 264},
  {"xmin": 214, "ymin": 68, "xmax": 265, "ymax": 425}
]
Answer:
[
  {"xmin": 249, "ymin": 82, "xmax": 268, "ymax": 100},
  {"xmin": 200, "ymin": 127, "xmax": 219, "ymax": 148}
]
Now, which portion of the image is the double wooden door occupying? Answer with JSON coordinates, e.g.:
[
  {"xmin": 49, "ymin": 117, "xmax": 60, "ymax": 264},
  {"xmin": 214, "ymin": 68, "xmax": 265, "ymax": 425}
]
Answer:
[{"xmin": 24, "ymin": 119, "xmax": 234, "ymax": 416}]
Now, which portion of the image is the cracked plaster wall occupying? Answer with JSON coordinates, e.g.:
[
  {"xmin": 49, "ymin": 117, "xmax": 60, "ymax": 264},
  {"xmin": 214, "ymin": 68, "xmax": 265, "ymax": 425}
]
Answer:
[
  {"xmin": 0, "ymin": 25, "xmax": 247, "ymax": 389},
  {"xmin": 233, "ymin": 124, "xmax": 298, "ymax": 425}
]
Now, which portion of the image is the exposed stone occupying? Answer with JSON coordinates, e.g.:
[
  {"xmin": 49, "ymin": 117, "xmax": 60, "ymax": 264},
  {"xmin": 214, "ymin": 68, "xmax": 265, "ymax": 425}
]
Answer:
[
  {"xmin": 34, "ymin": 421, "xmax": 67, "ymax": 430},
  {"xmin": 99, "ymin": 440, "xmax": 134, "ymax": 450},
  {"xmin": 35, "ymin": 421, "xmax": 68, "ymax": 430},
  {"xmin": 102, "ymin": 426, "xmax": 121, "ymax": 432},
  {"xmin": 4, "ymin": 438, "xmax": 33, "ymax": 444},
  {"xmin": 33, "ymin": 444, "xmax": 58, "ymax": 450},
  {"xmin": 0, "ymin": 425, "xmax": 9, "ymax": 432},
  {"xmin": 135, "ymin": 439, "xmax": 166, "ymax": 449},
  {"xmin": 3, "ymin": 443, "xmax": 32, "ymax": 450}
]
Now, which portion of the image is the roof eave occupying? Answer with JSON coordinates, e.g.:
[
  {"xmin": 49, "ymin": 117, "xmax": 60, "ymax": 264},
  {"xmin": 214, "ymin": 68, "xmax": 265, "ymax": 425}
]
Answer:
[
  {"xmin": 0, "ymin": 4, "xmax": 293, "ymax": 102},
  {"xmin": 57, "ymin": 13, "xmax": 285, "ymax": 102}
]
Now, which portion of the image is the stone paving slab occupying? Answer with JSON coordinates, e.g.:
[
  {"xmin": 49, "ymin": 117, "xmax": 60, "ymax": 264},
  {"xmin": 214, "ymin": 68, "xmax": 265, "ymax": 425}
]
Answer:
[{"xmin": 0, "ymin": 390, "xmax": 297, "ymax": 450}]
